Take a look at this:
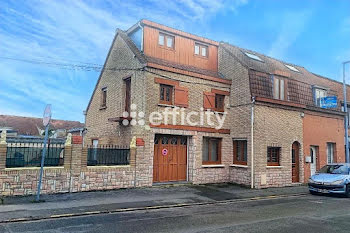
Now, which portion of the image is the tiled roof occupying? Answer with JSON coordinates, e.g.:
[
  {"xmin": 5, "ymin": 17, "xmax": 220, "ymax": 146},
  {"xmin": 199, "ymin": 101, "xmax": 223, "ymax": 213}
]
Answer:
[
  {"xmin": 221, "ymin": 42, "xmax": 349, "ymax": 102},
  {"xmin": 0, "ymin": 115, "xmax": 84, "ymax": 136}
]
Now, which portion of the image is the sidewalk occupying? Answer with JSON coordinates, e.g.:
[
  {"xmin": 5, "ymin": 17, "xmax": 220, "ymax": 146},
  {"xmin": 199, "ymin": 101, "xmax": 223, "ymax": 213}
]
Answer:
[{"xmin": 0, "ymin": 183, "xmax": 308, "ymax": 223}]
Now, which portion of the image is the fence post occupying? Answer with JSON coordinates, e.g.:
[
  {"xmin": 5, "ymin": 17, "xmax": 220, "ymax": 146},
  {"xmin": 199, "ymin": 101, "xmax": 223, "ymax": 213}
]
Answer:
[
  {"xmin": 64, "ymin": 133, "xmax": 72, "ymax": 169},
  {"xmin": 0, "ymin": 131, "xmax": 7, "ymax": 170}
]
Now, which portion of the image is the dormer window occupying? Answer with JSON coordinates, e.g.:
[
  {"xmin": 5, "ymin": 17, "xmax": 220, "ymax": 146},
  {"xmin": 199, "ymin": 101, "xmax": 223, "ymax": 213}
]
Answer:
[
  {"xmin": 195, "ymin": 43, "xmax": 208, "ymax": 57},
  {"xmin": 159, "ymin": 32, "xmax": 174, "ymax": 49},
  {"xmin": 314, "ymin": 87, "xmax": 327, "ymax": 107}
]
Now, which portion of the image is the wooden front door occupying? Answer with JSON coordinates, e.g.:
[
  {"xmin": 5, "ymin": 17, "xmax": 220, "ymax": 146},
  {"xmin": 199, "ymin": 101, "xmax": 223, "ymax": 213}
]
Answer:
[
  {"xmin": 292, "ymin": 142, "xmax": 300, "ymax": 183},
  {"xmin": 153, "ymin": 135, "xmax": 187, "ymax": 183}
]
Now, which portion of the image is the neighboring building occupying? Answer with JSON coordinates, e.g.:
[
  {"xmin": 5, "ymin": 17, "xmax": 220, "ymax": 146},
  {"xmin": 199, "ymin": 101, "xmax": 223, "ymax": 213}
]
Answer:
[
  {"xmin": 0, "ymin": 115, "xmax": 84, "ymax": 138},
  {"xmin": 85, "ymin": 19, "xmax": 347, "ymax": 188},
  {"xmin": 220, "ymin": 44, "xmax": 345, "ymax": 187}
]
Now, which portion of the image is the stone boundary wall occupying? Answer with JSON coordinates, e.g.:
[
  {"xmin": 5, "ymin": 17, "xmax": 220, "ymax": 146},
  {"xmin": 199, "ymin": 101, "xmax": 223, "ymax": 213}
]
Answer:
[{"xmin": 0, "ymin": 136, "xmax": 146, "ymax": 196}]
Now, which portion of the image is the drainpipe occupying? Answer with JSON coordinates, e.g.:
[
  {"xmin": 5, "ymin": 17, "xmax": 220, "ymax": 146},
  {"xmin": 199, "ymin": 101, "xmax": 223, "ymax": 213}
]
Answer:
[
  {"xmin": 343, "ymin": 61, "xmax": 350, "ymax": 163},
  {"xmin": 250, "ymin": 97, "xmax": 255, "ymax": 189}
]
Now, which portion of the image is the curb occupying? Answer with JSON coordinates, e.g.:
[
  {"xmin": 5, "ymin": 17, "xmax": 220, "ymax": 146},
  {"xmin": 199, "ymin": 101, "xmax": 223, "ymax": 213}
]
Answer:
[{"xmin": 0, "ymin": 193, "xmax": 308, "ymax": 224}]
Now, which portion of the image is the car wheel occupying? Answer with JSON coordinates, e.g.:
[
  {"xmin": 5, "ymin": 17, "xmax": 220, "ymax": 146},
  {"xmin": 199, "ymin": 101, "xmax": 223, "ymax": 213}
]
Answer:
[{"xmin": 345, "ymin": 185, "xmax": 350, "ymax": 198}]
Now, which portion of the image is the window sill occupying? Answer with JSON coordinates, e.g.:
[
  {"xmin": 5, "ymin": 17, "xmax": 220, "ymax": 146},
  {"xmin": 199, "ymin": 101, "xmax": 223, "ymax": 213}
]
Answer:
[
  {"xmin": 87, "ymin": 165, "xmax": 130, "ymax": 169},
  {"xmin": 230, "ymin": 164, "xmax": 248, "ymax": 168},
  {"xmin": 5, "ymin": 166, "xmax": 64, "ymax": 171},
  {"xmin": 266, "ymin": 166, "xmax": 284, "ymax": 169},
  {"xmin": 99, "ymin": 106, "xmax": 107, "ymax": 110},
  {"xmin": 158, "ymin": 103, "xmax": 175, "ymax": 108},
  {"xmin": 201, "ymin": 164, "xmax": 225, "ymax": 168}
]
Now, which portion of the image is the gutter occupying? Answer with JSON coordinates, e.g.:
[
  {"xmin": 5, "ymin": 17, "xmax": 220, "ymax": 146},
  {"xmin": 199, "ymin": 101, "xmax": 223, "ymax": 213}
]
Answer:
[{"xmin": 250, "ymin": 97, "xmax": 255, "ymax": 189}]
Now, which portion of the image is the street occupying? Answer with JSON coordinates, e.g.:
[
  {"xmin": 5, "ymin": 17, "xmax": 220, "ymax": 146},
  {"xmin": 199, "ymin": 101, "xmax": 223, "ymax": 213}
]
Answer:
[{"xmin": 1, "ymin": 194, "xmax": 350, "ymax": 233}]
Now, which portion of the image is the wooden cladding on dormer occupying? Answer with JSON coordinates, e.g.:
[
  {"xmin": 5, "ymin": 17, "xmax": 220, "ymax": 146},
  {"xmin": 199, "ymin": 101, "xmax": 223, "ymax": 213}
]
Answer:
[{"xmin": 143, "ymin": 26, "xmax": 218, "ymax": 72}]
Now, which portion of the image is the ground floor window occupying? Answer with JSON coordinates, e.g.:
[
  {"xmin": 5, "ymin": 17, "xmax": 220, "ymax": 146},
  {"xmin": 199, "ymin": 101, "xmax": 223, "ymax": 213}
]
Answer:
[
  {"xmin": 233, "ymin": 140, "xmax": 247, "ymax": 165},
  {"xmin": 202, "ymin": 137, "xmax": 222, "ymax": 165},
  {"xmin": 267, "ymin": 147, "xmax": 280, "ymax": 166},
  {"xmin": 327, "ymin": 143, "xmax": 335, "ymax": 164}
]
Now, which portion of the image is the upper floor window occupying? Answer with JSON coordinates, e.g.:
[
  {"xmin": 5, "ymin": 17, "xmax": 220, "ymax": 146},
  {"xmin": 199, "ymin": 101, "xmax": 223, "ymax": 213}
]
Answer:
[
  {"xmin": 100, "ymin": 87, "xmax": 107, "ymax": 109},
  {"xmin": 124, "ymin": 78, "xmax": 131, "ymax": 113},
  {"xmin": 159, "ymin": 32, "xmax": 174, "ymax": 49},
  {"xmin": 314, "ymin": 88, "xmax": 327, "ymax": 107},
  {"xmin": 194, "ymin": 43, "xmax": 208, "ymax": 57},
  {"xmin": 160, "ymin": 84, "xmax": 173, "ymax": 105},
  {"xmin": 273, "ymin": 77, "xmax": 286, "ymax": 101},
  {"xmin": 215, "ymin": 94, "xmax": 225, "ymax": 112}
]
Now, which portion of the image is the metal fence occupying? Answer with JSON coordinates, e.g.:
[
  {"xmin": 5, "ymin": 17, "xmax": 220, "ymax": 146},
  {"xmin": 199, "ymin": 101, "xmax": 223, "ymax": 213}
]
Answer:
[
  {"xmin": 87, "ymin": 145, "xmax": 129, "ymax": 166},
  {"xmin": 6, "ymin": 141, "xmax": 65, "ymax": 168}
]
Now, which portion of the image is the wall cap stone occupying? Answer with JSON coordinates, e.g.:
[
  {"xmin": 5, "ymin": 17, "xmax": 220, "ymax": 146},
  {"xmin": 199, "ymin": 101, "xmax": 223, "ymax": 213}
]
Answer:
[
  {"xmin": 201, "ymin": 164, "xmax": 225, "ymax": 168},
  {"xmin": 230, "ymin": 164, "xmax": 248, "ymax": 168}
]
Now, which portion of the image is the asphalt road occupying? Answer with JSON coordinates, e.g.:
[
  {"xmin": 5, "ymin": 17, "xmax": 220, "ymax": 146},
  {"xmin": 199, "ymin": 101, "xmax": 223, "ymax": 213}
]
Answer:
[{"xmin": 1, "ymin": 194, "xmax": 350, "ymax": 233}]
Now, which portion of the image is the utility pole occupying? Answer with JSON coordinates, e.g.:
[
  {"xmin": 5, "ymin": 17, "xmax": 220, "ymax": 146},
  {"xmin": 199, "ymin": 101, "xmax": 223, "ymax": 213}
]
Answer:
[{"xmin": 343, "ymin": 61, "xmax": 350, "ymax": 163}]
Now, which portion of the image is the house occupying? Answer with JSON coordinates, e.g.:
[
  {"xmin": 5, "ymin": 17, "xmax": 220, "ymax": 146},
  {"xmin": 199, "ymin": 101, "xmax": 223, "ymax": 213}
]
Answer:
[
  {"xmin": 85, "ymin": 19, "xmax": 347, "ymax": 188},
  {"xmin": 0, "ymin": 115, "xmax": 84, "ymax": 138}
]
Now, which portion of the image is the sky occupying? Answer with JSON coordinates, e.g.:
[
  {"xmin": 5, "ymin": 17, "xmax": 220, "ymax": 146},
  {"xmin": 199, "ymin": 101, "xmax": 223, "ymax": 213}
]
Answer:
[{"xmin": 0, "ymin": 0, "xmax": 349, "ymax": 122}]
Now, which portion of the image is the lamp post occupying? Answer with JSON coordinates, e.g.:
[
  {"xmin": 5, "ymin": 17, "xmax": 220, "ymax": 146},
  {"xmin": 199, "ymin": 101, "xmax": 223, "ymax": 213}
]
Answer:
[{"xmin": 343, "ymin": 61, "xmax": 350, "ymax": 163}]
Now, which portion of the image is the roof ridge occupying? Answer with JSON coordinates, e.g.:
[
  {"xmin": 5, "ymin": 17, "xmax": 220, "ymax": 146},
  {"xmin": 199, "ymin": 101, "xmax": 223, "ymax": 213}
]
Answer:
[{"xmin": 0, "ymin": 114, "xmax": 83, "ymax": 123}]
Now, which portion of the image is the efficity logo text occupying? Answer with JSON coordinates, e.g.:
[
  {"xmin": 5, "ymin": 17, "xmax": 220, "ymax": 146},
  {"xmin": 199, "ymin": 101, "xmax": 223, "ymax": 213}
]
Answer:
[{"xmin": 122, "ymin": 104, "xmax": 226, "ymax": 129}]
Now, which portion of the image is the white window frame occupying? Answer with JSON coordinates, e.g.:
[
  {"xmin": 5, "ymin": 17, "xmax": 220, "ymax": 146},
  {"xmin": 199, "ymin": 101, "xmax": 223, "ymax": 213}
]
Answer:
[
  {"xmin": 314, "ymin": 87, "xmax": 327, "ymax": 107},
  {"xmin": 273, "ymin": 76, "xmax": 286, "ymax": 100}
]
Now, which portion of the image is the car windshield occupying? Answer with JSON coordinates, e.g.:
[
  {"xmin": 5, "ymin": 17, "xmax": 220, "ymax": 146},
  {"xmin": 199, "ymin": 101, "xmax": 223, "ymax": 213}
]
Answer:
[{"xmin": 318, "ymin": 165, "xmax": 349, "ymax": 175}]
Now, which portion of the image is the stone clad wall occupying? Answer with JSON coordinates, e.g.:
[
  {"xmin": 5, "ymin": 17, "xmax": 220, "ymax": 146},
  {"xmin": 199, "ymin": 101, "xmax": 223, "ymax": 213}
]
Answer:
[{"xmin": 0, "ymin": 137, "xmax": 148, "ymax": 196}]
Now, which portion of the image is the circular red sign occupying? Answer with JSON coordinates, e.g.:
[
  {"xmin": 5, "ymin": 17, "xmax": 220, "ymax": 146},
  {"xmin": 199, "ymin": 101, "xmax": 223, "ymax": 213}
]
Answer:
[{"xmin": 162, "ymin": 148, "xmax": 168, "ymax": 156}]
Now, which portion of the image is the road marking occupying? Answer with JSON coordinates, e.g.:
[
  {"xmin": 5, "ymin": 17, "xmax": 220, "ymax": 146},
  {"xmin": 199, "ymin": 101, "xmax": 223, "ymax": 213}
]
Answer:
[{"xmin": 0, "ymin": 193, "xmax": 308, "ymax": 224}]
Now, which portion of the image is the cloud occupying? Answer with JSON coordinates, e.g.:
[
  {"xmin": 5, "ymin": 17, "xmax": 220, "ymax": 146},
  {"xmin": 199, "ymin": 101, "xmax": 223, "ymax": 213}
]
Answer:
[
  {"xmin": 268, "ymin": 10, "xmax": 313, "ymax": 59},
  {"xmin": 0, "ymin": 0, "xmax": 247, "ymax": 121}
]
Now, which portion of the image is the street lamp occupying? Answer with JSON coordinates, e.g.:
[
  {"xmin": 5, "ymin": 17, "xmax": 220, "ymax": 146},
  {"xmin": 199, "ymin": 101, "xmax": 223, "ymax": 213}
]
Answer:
[{"xmin": 343, "ymin": 61, "xmax": 350, "ymax": 163}]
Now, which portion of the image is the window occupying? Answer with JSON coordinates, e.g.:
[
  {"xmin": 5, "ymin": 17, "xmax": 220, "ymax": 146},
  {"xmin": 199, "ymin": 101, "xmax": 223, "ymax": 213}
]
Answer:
[
  {"xmin": 285, "ymin": 64, "xmax": 300, "ymax": 72},
  {"xmin": 215, "ymin": 94, "xmax": 225, "ymax": 112},
  {"xmin": 314, "ymin": 88, "xmax": 327, "ymax": 107},
  {"xmin": 273, "ymin": 77, "xmax": 286, "ymax": 100},
  {"xmin": 267, "ymin": 147, "xmax": 280, "ymax": 166},
  {"xmin": 158, "ymin": 33, "xmax": 164, "ymax": 46},
  {"xmin": 327, "ymin": 143, "xmax": 335, "ymax": 164},
  {"xmin": 101, "ymin": 87, "xmax": 107, "ymax": 108},
  {"xmin": 233, "ymin": 140, "xmax": 247, "ymax": 165},
  {"xmin": 194, "ymin": 43, "xmax": 208, "ymax": 57},
  {"xmin": 202, "ymin": 137, "xmax": 221, "ymax": 164},
  {"xmin": 124, "ymin": 78, "xmax": 131, "ymax": 113},
  {"xmin": 243, "ymin": 52, "xmax": 263, "ymax": 61},
  {"xmin": 159, "ymin": 32, "xmax": 174, "ymax": 49},
  {"xmin": 160, "ymin": 84, "xmax": 173, "ymax": 105}
]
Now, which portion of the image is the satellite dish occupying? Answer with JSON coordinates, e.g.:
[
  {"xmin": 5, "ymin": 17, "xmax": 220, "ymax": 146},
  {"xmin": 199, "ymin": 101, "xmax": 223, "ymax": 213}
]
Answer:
[{"xmin": 43, "ymin": 104, "xmax": 52, "ymax": 127}]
